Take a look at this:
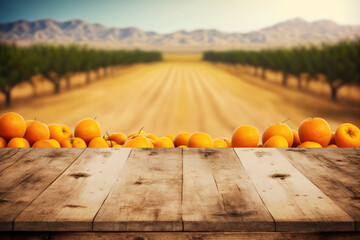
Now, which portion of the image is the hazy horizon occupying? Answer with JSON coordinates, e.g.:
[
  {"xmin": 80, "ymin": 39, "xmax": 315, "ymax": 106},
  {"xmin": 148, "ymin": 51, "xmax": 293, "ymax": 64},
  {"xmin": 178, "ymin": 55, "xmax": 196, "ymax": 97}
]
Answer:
[{"xmin": 0, "ymin": 0, "xmax": 359, "ymax": 34}]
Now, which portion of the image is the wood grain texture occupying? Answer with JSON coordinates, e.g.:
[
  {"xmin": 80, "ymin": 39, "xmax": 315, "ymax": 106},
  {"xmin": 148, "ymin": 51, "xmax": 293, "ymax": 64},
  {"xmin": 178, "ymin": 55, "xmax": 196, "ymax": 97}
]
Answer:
[
  {"xmin": 94, "ymin": 148, "xmax": 183, "ymax": 231},
  {"xmin": 0, "ymin": 148, "xmax": 30, "ymax": 172},
  {"xmin": 279, "ymin": 148, "xmax": 360, "ymax": 231},
  {"xmin": 49, "ymin": 231, "xmax": 360, "ymax": 240},
  {"xmin": 182, "ymin": 148, "xmax": 274, "ymax": 231},
  {"xmin": 234, "ymin": 148, "xmax": 355, "ymax": 232},
  {"xmin": 14, "ymin": 148, "xmax": 131, "ymax": 231},
  {"xmin": 0, "ymin": 148, "xmax": 83, "ymax": 231}
]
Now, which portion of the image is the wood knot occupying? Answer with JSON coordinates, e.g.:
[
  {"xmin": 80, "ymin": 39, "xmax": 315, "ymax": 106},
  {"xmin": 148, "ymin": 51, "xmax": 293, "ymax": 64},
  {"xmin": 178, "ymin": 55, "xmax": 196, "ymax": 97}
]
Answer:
[
  {"xmin": 69, "ymin": 173, "xmax": 90, "ymax": 179},
  {"xmin": 270, "ymin": 173, "xmax": 290, "ymax": 180},
  {"xmin": 64, "ymin": 204, "xmax": 86, "ymax": 208},
  {"xmin": 134, "ymin": 181, "xmax": 142, "ymax": 185}
]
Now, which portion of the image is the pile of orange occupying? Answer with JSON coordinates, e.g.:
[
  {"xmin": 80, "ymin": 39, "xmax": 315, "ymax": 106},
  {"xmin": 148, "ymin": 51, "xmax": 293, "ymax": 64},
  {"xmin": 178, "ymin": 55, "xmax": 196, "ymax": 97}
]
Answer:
[{"xmin": 0, "ymin": 112, "xmax": 359, "ymax": 148}]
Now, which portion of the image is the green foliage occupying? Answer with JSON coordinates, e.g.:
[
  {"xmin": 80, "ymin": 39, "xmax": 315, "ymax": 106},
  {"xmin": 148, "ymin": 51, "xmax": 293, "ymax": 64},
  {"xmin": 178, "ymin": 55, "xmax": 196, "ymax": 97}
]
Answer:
[
  {"xmin": 0, "ymin": 43, "xmax": 162, "ymax": 106},
  {"xmin": 203, "ymin": 39, "xmax": 360, "ymax": 101}
]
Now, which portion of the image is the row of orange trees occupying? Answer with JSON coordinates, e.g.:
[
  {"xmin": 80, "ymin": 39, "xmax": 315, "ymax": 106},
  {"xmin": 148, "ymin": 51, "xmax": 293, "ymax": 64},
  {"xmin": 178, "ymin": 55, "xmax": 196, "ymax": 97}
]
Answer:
[
  {"xmin": 203, "ymin": 39, "xmax": 360, "ymax": 101},
  {"xmin": 0, "ymin": 43, "xmax": 162, "ymax": 106}
]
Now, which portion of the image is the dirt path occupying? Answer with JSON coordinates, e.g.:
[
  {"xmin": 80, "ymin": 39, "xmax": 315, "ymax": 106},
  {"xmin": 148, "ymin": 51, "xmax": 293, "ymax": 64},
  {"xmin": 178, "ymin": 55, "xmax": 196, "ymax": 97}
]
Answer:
[{"xmin": 1, "ymin": 54, "xmax": 359, "ymax": 138}]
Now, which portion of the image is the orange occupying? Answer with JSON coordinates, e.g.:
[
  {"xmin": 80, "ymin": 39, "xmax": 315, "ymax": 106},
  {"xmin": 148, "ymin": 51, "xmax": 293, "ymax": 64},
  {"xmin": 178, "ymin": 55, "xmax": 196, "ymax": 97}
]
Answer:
[
  {"xmin": 264, "ymin": 135, "xmax": 288, "ymax": 148},
  {"xmin": 0, "ymin": 137, "xmax": 6, "ymax": 148},
  {"xmin": 25, "ymin": 120, "xmax": 34, "ymax": 127},
  {"xmin": 262, "ymin": 123, "xmax": 293, "ymax": 147},
  {"xmin": 223, "ymin": 138, "xmax": 232, "ymax": 147},
  {"xmin": 335, "ymin": 123, "xmax": 360, "ymax": 148},
  {"xmin": 113, "ymin": 144, "xmax": 123, "ymax": 148},
  {"xmin": 124, "ymin": 136, "xmax": 151, "ymax": 148},
  {"xmin": 128, "ymin": 130, "xmax": 146, "ymax": 139},
  {"xmin": 257, "ymin": 144, "xmax": 263, "ymax": 147},
  {"xmin": 298, "ymin": 117, "xmax": 331, "ymax": 147},
  {"xmin": 174, "ymin": 132, "xmax": 191, "ymax": 147},
  {"xmin": 7, "ymin": 138, "xmax": 30, "ymax": 148},
  {"xmin": 61, "ymin": 137, "xmax": 87, "ymax": 148},
  {"xmin": 48, "ymin": 124, "xmax": 72, "ymax": 144},
  {"xmin": 213, "ymin": 138, "xmax": 228, "ymax": 148},
  {"xmin": 24, "ymin": 121, "xmax": 50, "ymax": 145},
  {"xmin": 146, "ymin": 133, "xmax": 158, "ymax": 142},
  {"xmin": 0, "ymin": 112, "xmax": 26, "ymax": 140},
  {"xmin": 109, "ymin": 132, "xmax": 127, "ymax": 145},
  {"xmin": 297, "ymin": 141, "xmax": 322, "ymax": 148},
  {"xmin": 231, "ymin": 125, "xmax": 259, "ymax": 147},
  {"xmin": 74, "ymin": 118, "xmax": 101, "ymax": 144},
  {"xmin": 329, "ymin": 132, "xmax": 336, "ymax": 145},
  {"xmin": 187, "ymin": 132, "xmax": 213, "ymax": 148},
  {"xmin": 177, "ymin": 145, "xmax": 187, "ymax": 148},
  {"xmin": 106, "ymin": 140, "xmax": 117, "ymax": 147},
  {"xmin": 154, "ymin": 137, "xmax": 175, "ymax": 148},
  {"xmin": 327, "ymin": 144, "xmax": 338, "ymax": 148},
  {"xmin": 88, "ymin": 137, "xmax": 109, "ymax": 148},
  {"xmin": 166, "ymin": 134, "xmax": 175, "ymax": 142},
  {"xmin": 292, "ymin": 130, "xmax": 301, "ymax": 147},
  {"xmin": 32, "ymin": 139, "xmax": 60, "ymax": 148}
]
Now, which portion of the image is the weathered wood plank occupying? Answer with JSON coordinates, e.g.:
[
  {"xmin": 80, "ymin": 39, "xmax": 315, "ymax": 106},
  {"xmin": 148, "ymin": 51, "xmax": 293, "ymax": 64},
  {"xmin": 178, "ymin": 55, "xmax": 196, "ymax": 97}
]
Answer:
[
  {"xmin": 94, "ymin": 148, "xmax": 183, "ymax": 231},
  {"xmin": 0, "ymin": 148, "xmax": 31, "ymax": 172},
  {"xmin": 279, "ymin": 148, "xmax": 360, "ymax": 231},
  {"xmin": 48, "ymin": 231, "xmax": 360, "ymax": 240},
  {"xmin": 182, "ymin": 148, "xmax": 274, "ymax": 231},
  {"xmin": 234, "ymin": 148, "xmax": 355, "ymax": 232},
  {"xmin": 0, "ymin": 148, "xmax": 84, "ymax": 231},
  {"xmin": 14, "ymin": 148, "xmax": 131, "ymax": 231}
]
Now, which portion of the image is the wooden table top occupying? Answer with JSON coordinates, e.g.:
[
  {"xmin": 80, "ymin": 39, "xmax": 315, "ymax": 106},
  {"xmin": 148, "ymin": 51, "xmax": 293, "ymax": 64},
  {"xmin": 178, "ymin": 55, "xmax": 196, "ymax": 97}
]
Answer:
[{"xmin": 0, "ymin": 148, "xmax": 359, "ymax": 233}]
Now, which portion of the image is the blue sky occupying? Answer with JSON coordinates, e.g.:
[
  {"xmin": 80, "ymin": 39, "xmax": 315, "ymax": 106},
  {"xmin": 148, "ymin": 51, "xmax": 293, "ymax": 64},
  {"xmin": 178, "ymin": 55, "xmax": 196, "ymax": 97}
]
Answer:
[{"xmin": 0, "ymin": 0, "xmax": 359, "ymax": 33}]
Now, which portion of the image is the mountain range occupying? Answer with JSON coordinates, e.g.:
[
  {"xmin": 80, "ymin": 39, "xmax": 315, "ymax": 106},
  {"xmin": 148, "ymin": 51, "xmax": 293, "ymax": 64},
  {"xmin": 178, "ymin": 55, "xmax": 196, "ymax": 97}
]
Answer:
[{"xmin": 0, "ymin": 18, "xmax": 359, "ymax": 52}]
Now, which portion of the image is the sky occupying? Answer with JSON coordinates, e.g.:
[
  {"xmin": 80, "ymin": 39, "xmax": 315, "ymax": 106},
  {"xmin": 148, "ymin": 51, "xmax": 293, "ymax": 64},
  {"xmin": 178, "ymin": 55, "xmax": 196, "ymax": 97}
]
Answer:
[{"xmin": 0, "ymin": 0, "xmax": 359, "ymax": 33}]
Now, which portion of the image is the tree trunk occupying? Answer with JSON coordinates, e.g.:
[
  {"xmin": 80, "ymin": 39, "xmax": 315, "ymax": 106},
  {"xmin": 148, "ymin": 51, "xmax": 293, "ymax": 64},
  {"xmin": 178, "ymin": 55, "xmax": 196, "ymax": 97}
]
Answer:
[
  {"xmin": 330, "ymin": 85, "xmax": 338, "ymax": 102},
  {"xmin": 86, "ymin": 72, "xmax": 91, "ymax": 84},
  {"xmin": 282, "ymin": 72, "xmax": 288, "ymax": 87},
  {"xmin": 54, "ymin": 79, "xmax": 60, "ymax": 94},
  {"xmin": 262, "ymin": 68, "xmax": 266, "ymax": 80},
  {"xmin": 66, "ymin": 75, "xmax": 71, "ymax": 90},
  {"xmin": 4, "ymin": 90, "xmax": 11, "ymax": 107},
  {"xmin": 297, "ymin": 76, "xmax": 302, "ymax": 90}
]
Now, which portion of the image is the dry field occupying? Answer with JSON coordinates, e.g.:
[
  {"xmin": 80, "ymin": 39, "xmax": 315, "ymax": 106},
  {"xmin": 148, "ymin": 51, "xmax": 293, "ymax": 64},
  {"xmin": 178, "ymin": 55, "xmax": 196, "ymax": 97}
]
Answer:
[{"xmin": 1, "ymin": 54, "xmax": 359, "ymax": 138}]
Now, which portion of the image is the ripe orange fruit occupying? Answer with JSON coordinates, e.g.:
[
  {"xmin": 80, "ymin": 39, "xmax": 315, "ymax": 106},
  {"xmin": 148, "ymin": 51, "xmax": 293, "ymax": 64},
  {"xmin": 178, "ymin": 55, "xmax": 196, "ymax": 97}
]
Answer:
[
  {"xmin": 24, "ymin": 121, "xmax": 50, "ymax": 145},
  {"xmin": 32, "ymin": 139, "xmax": 60, "ymax": 148},
  {"xmin": 124, "ymin": 136, "xmax": 151, "ymax": 148},
  {"xmin": 74, "ymin": 118, "xmax": 101, "ymax": 144},
  {"xmin": 264, "ymin": 135, "xmax": 288, "ymax": 148},
  {"xmin": 223, "ymin": 138, "xmax": 232, "ymax": 147},
  {"xmin": 113, "ymin": 144, "xmax": 123, "ymax": 148},
  {"xmin": 128, "ymin": 130, "xmax": 146, "ymax": 139},
  {"xmin": 174, "ymin": 132, "xmax": 191, "ymax": 147},
  {"xmin": 298, "ymin": 117, "xmax": 331, "ymax": 147},
  {"xmin": 292, "ymin": 130, "xmax": 301, "ymax": 147},
  {"xmin": 329, "ymin": 132, "xmax": 336, "ymax": 145},
  {"xmin": 327, "ymin": 144, "xmax": 338, "ymax": 148},
  {"xmin": 88, "ymin": 137, "xmax": 109, "ymax": 148},
  {"xmin": 154, "ymin": 137, "xmax": 175, "ymax": 148},
  {"xmin": 7, "ymin": 138, "xmax": 30, "ymax": 148},
  {"xmin": 0, "ymin": 112, "xmax": 26, "ymax": 140},
  {"xmin": 61, "ymin": 137, "xmax": 87, "ymax": 148},
  {"xmin": 231, "ymin": 125, "xmax": 259, "ymax": 148},
  {"xmin": 187, "ymin": 132, "xmax": 213, "ymax": 148},
  {"xmin": 106, "ymin": 140, "xmax": 117, "ymax": 147},
  {"xmin": 25, "ymin": 120, "xmax": 34, "ymax": 127},
  {"xmin": 213, "ymin": 138, "xmax": 228, "ymax": 148},
  {"xmin": 0, "ymin": 137, "xmax": 6, "ymax": 148},
  {"xmin": 335, "ymin": 123, "xmax": 360, "ymax": 148},
  {"xmin": 297, "ymin": 141, "xmax": 322, "ymax": 148},
  {"xmin": 166, "ymin": 134, "xmax": 175, "ymax": 142},
  {"xmin": 48, "ymin": 124, "xmax": 72, "ymax": 144},
  {"xmin": 262, "ymin": 123, "xmax": 293, "ymax": 147},
  {"xmin": 177, "ymin": 145, "xmax": 187, "ymax": 148},
  {"xmin": 109, "ymin": 132, "xmax": 127, "ymax": 145},
  {"xmin": 146, "ymin": 133, "xmax": 158, "ymax": 142}
]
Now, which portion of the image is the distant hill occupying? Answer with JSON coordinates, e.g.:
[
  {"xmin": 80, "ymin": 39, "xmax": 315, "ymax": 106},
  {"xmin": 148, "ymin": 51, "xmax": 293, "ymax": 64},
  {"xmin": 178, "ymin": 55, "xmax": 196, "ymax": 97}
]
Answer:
[{"xmin": 0, "ymin": 18, "xmax": 359, "ymax": 52}]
